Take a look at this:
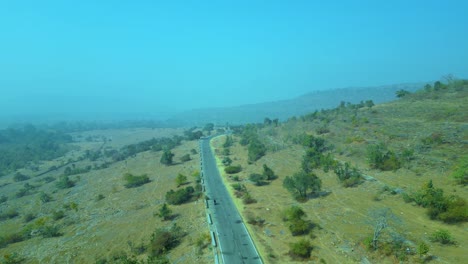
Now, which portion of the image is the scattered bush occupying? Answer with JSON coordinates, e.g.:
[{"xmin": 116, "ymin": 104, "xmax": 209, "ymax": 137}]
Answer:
[
  {"xmin": 175, "ymin": 173, "xmax": 187, "ymax": 187},
  {"xmin": 56, "ymin": 175, "xmax": 75, "ymax": 189},
  {"xmin": 0, "ymin": 208, "xmax": 19, "ymax": 221},
  {"xmin": 149, "ymin": 224, "xmax": 184, "ymax": 257},
  {"xmin": 289, "ymin": 239, "xmax": 313, "ymax": 259},
  {"xmin": 41, "ymin": 225, "xmax": 62, "ymax": 238},
  {"xmin": 283, "ymin": 206, "xmax": 312, "ymax": 236},
  {"xmin": 224, "ymin": 165, "xmax": 242, "ymax": 174},
  {"xmin": 165, "ymin": 186, "xmax": 194, "ymax": 205},
  {"xmin": 13, "ymin": 172, "xmax": 29, "ymax": 182},
  {"xmin": 404, "ymin": 180, "xmax": 468, "ymax": 223},
  {"xmin": 289, "ymin": 219, "xmax": 311, "ymax": 236},
  {"xmin": 248, "ymin": 139, "xmax": 266, "ymax": 163},
  {"xmin": 23, "ymin": 213, "xmax": 36, "ymax": 223},
  {"xmin": 222, "ymin": 156, "xmax": 232, "ymax": 166},
  {"xmin": 367, "ymin": 144, "xmax": 401, "ymax": 171},
  {"xmin": 242, "ymin": 192, "xmax": 257, "ymax": 204},
  {"xmin": 123, "ymin": 173, "xmax": 150, "ymax": 188},
  {"xmin": 249, "ymin": 173, "xmax": 267, "ymax": 186},
  {"xmin": 283, "ymin": 206, "xmax": 306, "ymax": 222},
  {"xmin": 157, "ymin": 203, "xmax": 172, "ymax": 220},
  {"xmin": 63, "ymin": 202, "xmax": 79, "ymax": 211},
  {"xmin": 334, "ymin": 162, "xmax": 363, "ymax": 187},
  {"xmin": 231, "ymin": 183, "xmax": 246, "ymax": 192},
  {"xmin": 451, "ymin": 156, "xmax": 468, "ymax": 185},
  {"xmin": 15, "ymin": 183, "xmax": 35, "ymax": 198},
  {"xmin": 52, "ymin": 210, "xmax": 65, "ymax": 221},
  {"xmin": 421, "ymin": 132, "xmax": 443, "ymax": 145},
  {"xmin": 0, "ymin": 195, "xmax": 7, "ymax": 204},
  {"xmin": 429, "ymin": 229, "xmax": 454, "ymax": 245},
  {"xmin": 262, "ymin": 164, "xmax": 277, "ymax": 180},
  {"xmin": 39, "ymin": 192, "xmax": 52, "ymax": 203},
  {"xmin": 160, "ymin": 150, "xmax": 174, "ymax": 165}
]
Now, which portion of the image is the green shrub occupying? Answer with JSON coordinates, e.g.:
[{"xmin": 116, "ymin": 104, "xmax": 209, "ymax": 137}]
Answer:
[
  {"xmin": 283, "ymin": 206, "xmax": 306, "ymax": 222},
  {"xmin": 13, "ymin": 172, "xmax": 29, "ymax": 182},
  {"xmin": 41, "ymin": 225, "xmax": 62, "ymax": 238},
  {"xmin": 289, "ymin": 239, "xmax": 313, "ymax": 259},
  {"xmin": 123, "ymin": 173, "xmax": 150, "ymax": 188},
  {"xmin": 0, "ymin": 208, "xmax": 19, "ymax": 221},
  {"xmin": 165, "ymin": 186, "xmax": 193, "ymax": 205},
  {"xmin": 262, "ymin": 164, "xmax": 276, "ymax": 180},
  {"xmin": 249, "ymin": 173, "xmax": 266, "ymax": 186},
  {"xmin": 0, "ymin": 195, "xmax": 7, "ymax": 204},
  {"xmin": 231, "ymin": 183, "xmax": 245, "ymax": 192},
  {"xmin": 242, "ymin": 192, "xmax": 257, "ymax": 204},
  {"xmin": 429, "ymin": 229, "xmax": 454, "ymax": 244},
  {"xmin": 56, "ymin": 175, "xmax": 75, "ymax": 189},
  {"xmin": 289, "ymin": 219, "xmax": 311, "ymax": 236},
  {"xmin": 248, "ymin": 139, "xmax": 266, "ymax": 162},
  {"xmin": 149, "ymin": 225, "xmax": 184, "ymax": 257},
  {"xmin": 15, "ymin": 183, "xmax": 35, "ymax": 198},
  {"xmin": 23, "ymin": 213, "xmax": 36, "ymax": 223},
  {"xmin": 39, "ymin": 192, "xmax": 52, "ymax": 203},
  {"xmin": 52, "ymin": 210, "xmax": 65, "ymax": 221},
  {"xmin": 367, "ymin": 144, "xmax": 401, "ymax": 171},
  {"xmin": 224, "ymin": 165, "xmax": 242, "ymax": 174},
  {"xmin": 421, "ymin": 132, "xmax": 443, "ymax": 145},
  {"xmin": 222, "ymin": 157, "xmax": 232, "ymax": 166},
  {"xmin": 334, "ymin": 162, "xmax": 363, "ymax": 187},
  {"xmin": 451, "ymin": 156, "xmax": 468, "ymax": 185}
]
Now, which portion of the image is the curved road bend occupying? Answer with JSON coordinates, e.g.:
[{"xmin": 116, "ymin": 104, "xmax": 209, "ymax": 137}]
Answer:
[{"xmin": 200, "ymin": 137, "xmax": 263, "ymax": 264}]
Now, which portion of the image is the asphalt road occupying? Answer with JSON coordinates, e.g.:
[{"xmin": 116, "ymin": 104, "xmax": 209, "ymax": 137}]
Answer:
[{"xmin": 200, "ymin": 137, "xmax": 263, "ymax": 264}]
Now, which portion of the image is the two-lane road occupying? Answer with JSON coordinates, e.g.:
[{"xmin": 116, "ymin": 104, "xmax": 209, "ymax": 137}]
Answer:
[{"xmin": 200, "ymin": 137, "xmax": 262, "ymax": 264}]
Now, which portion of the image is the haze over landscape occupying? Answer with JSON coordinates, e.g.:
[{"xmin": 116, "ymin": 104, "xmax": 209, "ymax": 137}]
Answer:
[
  {"xmin": 1, "ymin": 0, "xmax": 467, "ymax": 123},
  {"xmin": 1, "ymin": 2, "xmax": 467, "ymax": 264}
]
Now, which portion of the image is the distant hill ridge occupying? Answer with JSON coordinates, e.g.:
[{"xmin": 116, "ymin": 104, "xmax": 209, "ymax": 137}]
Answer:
[{"xmin": 167, "ymin": 83, "xmax": 424, "ymax": 125}]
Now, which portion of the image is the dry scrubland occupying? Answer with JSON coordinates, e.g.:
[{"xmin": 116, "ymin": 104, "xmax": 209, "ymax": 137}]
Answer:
[
  {"xmin": 0, "ymin": 128, "xmax": 212, "ymax": 263},
  {"xmin": 211, "ymin": 87, "xmax": 467, "ymax": 263}
]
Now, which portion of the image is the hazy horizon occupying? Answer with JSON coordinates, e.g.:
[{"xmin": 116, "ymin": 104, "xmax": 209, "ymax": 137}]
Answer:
[{"xmin": 1, "ymin": 1, "xmax": 467, "ymax": 122}]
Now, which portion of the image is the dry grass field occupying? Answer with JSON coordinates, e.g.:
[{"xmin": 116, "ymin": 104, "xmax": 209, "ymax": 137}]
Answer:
[{"xmin": 0, "ymin": 128, "xmax": 212, "ymax": 263}]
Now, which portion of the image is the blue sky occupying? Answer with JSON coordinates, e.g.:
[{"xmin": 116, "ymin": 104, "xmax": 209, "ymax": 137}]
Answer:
[{"xmin": 1, "ymin": 0, "xmax": 467, "ymax": 119}]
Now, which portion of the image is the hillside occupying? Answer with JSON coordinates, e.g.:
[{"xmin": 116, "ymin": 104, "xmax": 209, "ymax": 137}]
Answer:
[
  {"xmin": 167, "ymin": 83, "xmax": 423, "ymax": 126},
  {"xmin": 210, "ymin": 80, "xmax": 467, "ymax": 263}
]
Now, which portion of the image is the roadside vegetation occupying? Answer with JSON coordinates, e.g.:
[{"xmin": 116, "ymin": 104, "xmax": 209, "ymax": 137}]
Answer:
[{"xmin": 210, "ymin": 78, "xmax": 467, "ymax": 263}]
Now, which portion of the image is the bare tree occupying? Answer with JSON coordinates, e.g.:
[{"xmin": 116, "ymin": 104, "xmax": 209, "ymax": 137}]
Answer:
[{"xmin": 367, "ymin": 208, "xmax": 401, "ymax": 250}]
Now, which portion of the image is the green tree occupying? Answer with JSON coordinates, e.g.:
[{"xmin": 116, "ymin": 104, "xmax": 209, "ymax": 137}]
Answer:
[
  {"xmin": 283, "ymin": 171, "xmax": 322, "ymax": 200},
  {"xmin": 158, "ymin": 203, "xmax": 172, "ymax": 221},
  {"xmin": 203, "ymin": 123, "xmax": 214, "ymax": 133},
  {"xmin": 396, "ymin": 89, "xmax": 411, "ymax": 98},
  {"xmin": 160, "ymin": 150, "xmax": 174, "ymax": 165},
  {"xmin": 175, "ymin": 173, "xmax": 187, "ymax": 187}
]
